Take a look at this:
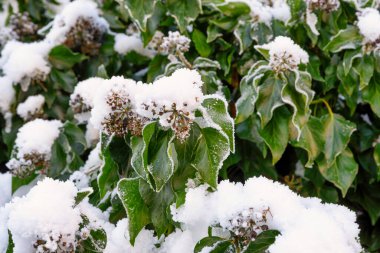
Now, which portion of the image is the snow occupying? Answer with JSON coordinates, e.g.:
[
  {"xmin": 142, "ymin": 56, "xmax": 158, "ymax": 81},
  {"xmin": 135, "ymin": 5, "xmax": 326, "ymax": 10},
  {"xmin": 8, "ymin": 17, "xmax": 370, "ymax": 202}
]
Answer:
[
  {"xmin": 170, "ymin": 177, "xmax": 362, "ymax": 253},
  {"xmin": 0, "ymin": 76, "xmax": 15, "ymax": 114},
  {"xmin": 0, "ymin": 40, "xmax": 53, "ymax": 91},
  {"xmin": 227, "ymin": 0, "xmax": 291, "ymax": 25},
  {"xmin": 69, "ymin": 171, "xmax": 90, "ymax": 189},
  {"xmin": 256, "ymin": 36, "xmax": 309, "ymax": 72},
  {"xmin": 70, "ymin": 77, "xmax": 105, "ymax": 123},
  {"xmin": 357, "ymin": 8, "xmax": 380, "ymax": 42},
  {"xmin": 45, "ymin": 0, "xmax": 108, "ymax": 45},
  {"xmin": 85, "ymin": 121, "xmax": 100, "ymax": 147},
  {"xmin": 5, "ymin": 178, "xmax": 81, "ymax": 253},
  {"xmin": 158, "ymin": 229, "xmax": 195, "ymax": 253},
  {"xmin": 90, "ymin": 76, "xmax": 141, "ymax": 131},
  {"xmin": 104, "ymin": 218, "xmax": 158, "ymax": 253},
  {"xmin": 0, "ymin": 206, "xmax": 10, "ymax": 252},
  {"xmin": 80, "ymin": 143, "xmax": 102, "ymax": 175},
  {"xmin": 0, "ymin": 173, "xmax": 12, "ymax": 207},
  {"xmin": 12, "ymin": 119, "xmax": 62, "ymax": 160},
  {"xmin": 114, "ymin": 33, "xmax": 155, "ymax": 58},
  {"xmin": 135, "ymin": 68, "xmax": 203, "ymax": 128},
  {"xmin": 16, "ymin": 95, "xmax": 45, "ymax": 121},
  {"xmin": 1, "ymin": 178, "xmax": 113, "ymax": 252},
  {"xmin": 89, "ymin": 68, "xmax": 204, "ymax": 140}
]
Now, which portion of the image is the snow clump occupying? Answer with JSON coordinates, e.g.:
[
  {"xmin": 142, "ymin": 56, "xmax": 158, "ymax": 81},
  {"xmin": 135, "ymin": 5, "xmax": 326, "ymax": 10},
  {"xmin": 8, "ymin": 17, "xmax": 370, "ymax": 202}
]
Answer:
[
  {"xmin": 170, "ymin": 176, "xmax": 362, "ymax": 253},
  {"xmin": 6, "ymin": 119, "xmax": 62, "ymax": 177},
  {"xmin": 16, "ymin": 95, "xmax": 45, "ymax": 121},
  {"xmin": 256, "ymin": 36, "xmax": 309, "ymax": 72}
]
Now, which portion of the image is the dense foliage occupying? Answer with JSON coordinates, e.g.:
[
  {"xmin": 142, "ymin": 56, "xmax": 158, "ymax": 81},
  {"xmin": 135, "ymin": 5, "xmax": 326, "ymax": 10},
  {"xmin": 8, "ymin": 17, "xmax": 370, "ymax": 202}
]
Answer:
[{"xmin": 0, "ymin": 0, "xmax": 379, "ymax": 252}]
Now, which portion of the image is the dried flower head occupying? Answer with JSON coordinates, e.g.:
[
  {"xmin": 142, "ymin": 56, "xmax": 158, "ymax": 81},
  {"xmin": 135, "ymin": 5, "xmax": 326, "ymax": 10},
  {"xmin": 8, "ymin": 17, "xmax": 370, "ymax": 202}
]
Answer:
[
  {"xmin": 6, "ymin": 119, "xmax": 62, "ymax": 177},
  {"xmin": 7, "ymin": 152, "xmax": 48, "ymax": 178},
  {"xmin": 101, "ymin": 89, "xmax": 147, "ymax": 137},
  {"xmin": 136, "ymin": 69, "xmax": 203, "ymax": 142},
  {"xmin": 159, "ymin": 31, "xmax": 191, "ymax": 55},
  {"xmin": 227, "ymin": 207, "xmax": 272, "ymax": 246},
  {"xmin": 257, "ymin": 36, "xmax": 309, "ymax": 73},
  {"xmin": 70, "ymin": 94, "xmax": 92, "ymax": 114},
  {"xmin": 70, "ymin": 77, "xmax": 105, "ymax": 123},
  {"xmin": 64, "ymin": 17, "xmax": 107, "ymax": 56},
  {"xmin": 146, "ymin": 31, "xmax": 165, "ymax": 52},
  {"xmin": 306, "ymin": 0, "xmax": 340, "ymax": 12},
  {"xmin": 141, "ymin": 101, "xmax": 194, "ymax": 142},
  {"xmin": 33, "ymin": 232, "xmax": 76, "ymax": 253},
  {"xmin": 9, "ymin": 12, "xmax": 39, "ymax": 40}
]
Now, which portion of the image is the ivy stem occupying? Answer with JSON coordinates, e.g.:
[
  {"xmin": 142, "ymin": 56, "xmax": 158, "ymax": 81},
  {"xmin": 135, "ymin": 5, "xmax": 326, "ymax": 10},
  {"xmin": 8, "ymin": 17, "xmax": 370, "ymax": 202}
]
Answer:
[
  {"xmin": 177, "ymin": 51, "xmax": 193, "ymax": 69},
  {"xmin": 310, "ymin": 98, "xmax": 334, "ymax": 117}
]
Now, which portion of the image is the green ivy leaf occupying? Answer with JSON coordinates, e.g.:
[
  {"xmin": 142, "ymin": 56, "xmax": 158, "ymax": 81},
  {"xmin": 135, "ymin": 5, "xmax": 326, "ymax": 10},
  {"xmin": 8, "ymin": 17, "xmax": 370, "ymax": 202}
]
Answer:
[
  {"xmin": 192, "ymin": 29, "xmax": 213, "ymax": 57},
  {"xmin": 117, "ymin": 178, "xmax": 151, "ymax": 245},
  {"xmin": 245, "ymin": 230, "xmax": 281, "ymax": 253},
  {"xmin": 362, "ymin": 75, "xmax": 380, "ymax": 118},
  {"xmin": 131, "ymin": 122, "xmax": 176, "ymax": 191},
  {"xmin": 49, "ymin": 133, "xmax": 70, "ymax": 178},
  {"xmin": 320, "ymin": 114, "xmax": 356, "ymax": 167},
  {"xmin": 323, "ymin": 26, "xmax": 362, "ymax": 53},
  {"xmin": 259, "ymin": 107, "xmax": 291, "ymax": 164},
  {"xmin": 117, "ymin": 0, "xmax": 157, "ymax": 31},
  {"xmin": 374, "ymin": 143, "xmax": 380, "ymax": 179},
  {"xmin": 48, "ymin": 45, "xmax": 87, "ymax": 70},
  {"xmin": 343, "ymin": 49, "xmax": 362, "ymax": 76},
  {"xmin": 317, "ymin": 148, "xmax": 358, "ymax": 197},
  {"xmin": 146, "ymin": 129, "xmax": 176, "ymax": 192},
  {"xmin": 287, "ymin": 0, "xmax": 306, "ymax": 24},
  {"xmin": 139, "ymin": 180, "xmax": 175, "ymax": 237},
  {"xmin": 193, "ymin": 57, "xmax": 221, "ymax": 69},
  {"xmin": 201, "ymin": 96, "xmax": 235, "ymax": 152},
  {"xmin": 307, "ymin": 56, "xmax": 324, "ymax": 82},
  {"xmin": 194, "ymin": 236, "xmax": 226, "ymax": 253},
  {"xmin": 192, "ymin": 124, "xmax": 230, "ymax": 188},
  {"xmin": 256, "ymin": 76, "xmax": 286, "ymax": 127},
  {"xmin": 350, "ymin": 183, "xmax": 380, "ymax": 225},
  {"xmin": 234, "ymin": 20, "xmax": 253, "ymax": 55},
  {"xmin": 216, "ymin": 2, "xmax": 250, "ymax": 17},
  {"xmin": 6, "ymin": 231, "xmax": 14, "ymax": 253},
  {"xmin": 236, "ymin": 61, "xmax": 269, "ymax": 123},
  {"xmin": 49, "ymin": 69, "xmax": 77, "ymax": 93},
  {"xmin": 282, "ymin": 71, "xmax": 314, "ymax": 140},
  {"xmin": 82, "ymin": 228, "xmax": 107, "ymax": 252},
  {"xmin": 142, "ymin": 1, "xmax": 165, "ymax": 45},
  {"xmin": 62, "ymin": 121, "xmax": 87, "ymax": 155},
  {"xmin": 207, "ymin": 24, "xmax": 223, "ymax": 43},
  {"xmin": 353, "ymin": 54, "xmax": 374, "ymax": 90},
  {"xmin": 98, "ymin": 135, "xmax": 119, "ymax": 198},
  {"xmin": 292, "ymin": 116, "xmax": 324, "ymax": 168},
  {"xmin": 166, "ymin": 0, "xmax": 202, "ymax": 33},
  {"xmin": 75, "ymin": 188, "xmax": 93, "ymax": 206},
  {"xmin": 194, "ymin": 237, "xmax": 233, "ymax": 253}
]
